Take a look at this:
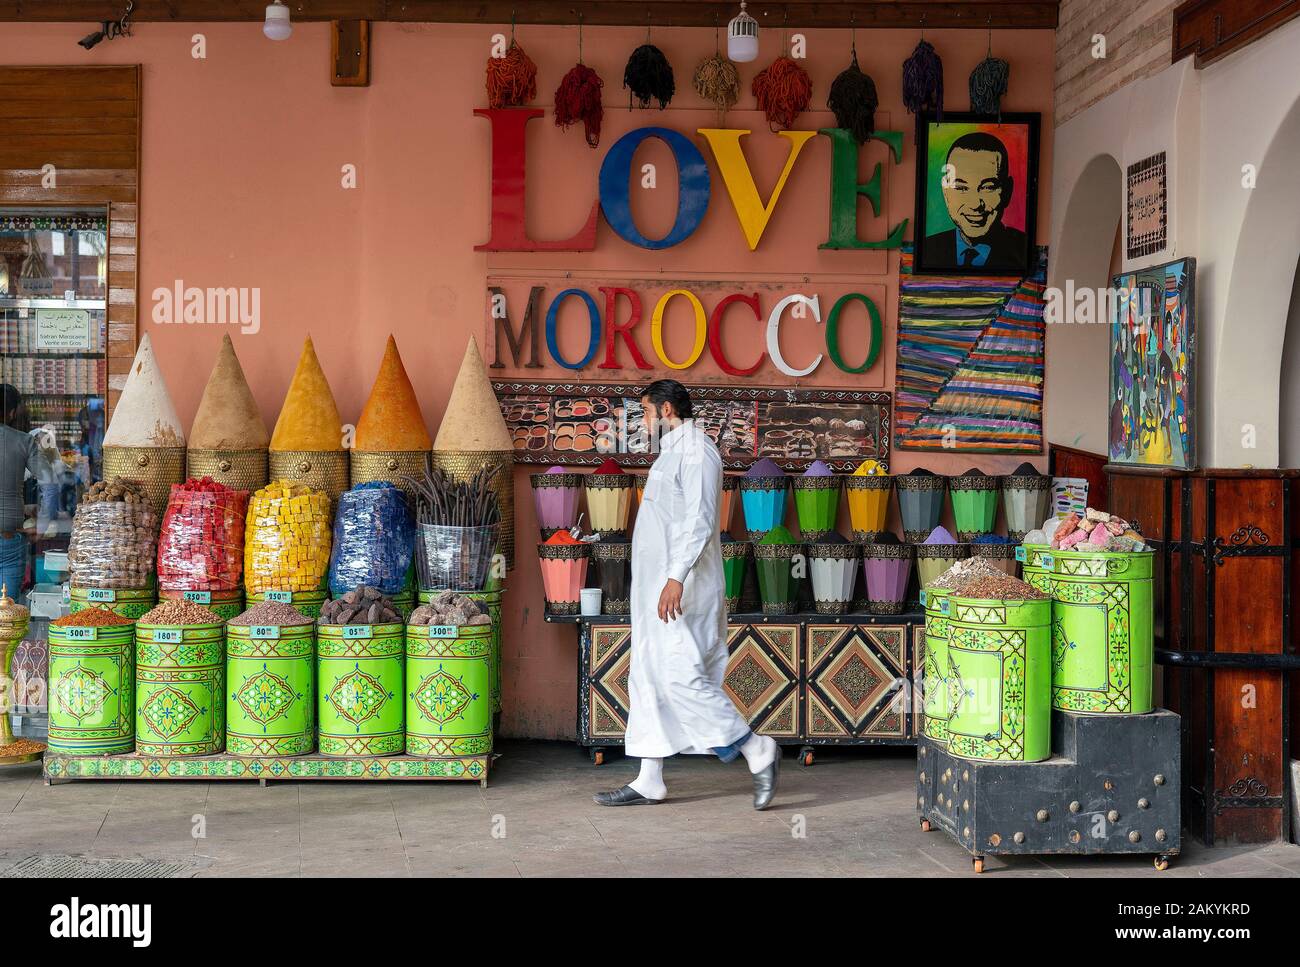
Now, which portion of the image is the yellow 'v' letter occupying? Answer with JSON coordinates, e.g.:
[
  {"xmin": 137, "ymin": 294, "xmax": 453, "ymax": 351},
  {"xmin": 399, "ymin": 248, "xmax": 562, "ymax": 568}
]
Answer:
[{"xmin": 698, "ymin": 128, "xmax": 818, "ymax": 251}]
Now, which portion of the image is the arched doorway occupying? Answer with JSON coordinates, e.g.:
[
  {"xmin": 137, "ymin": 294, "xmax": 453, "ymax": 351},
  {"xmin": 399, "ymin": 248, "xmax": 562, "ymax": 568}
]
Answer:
[{"xmin": 1046, "ymin": 153, "xmax": 1123, "ymax": 455}]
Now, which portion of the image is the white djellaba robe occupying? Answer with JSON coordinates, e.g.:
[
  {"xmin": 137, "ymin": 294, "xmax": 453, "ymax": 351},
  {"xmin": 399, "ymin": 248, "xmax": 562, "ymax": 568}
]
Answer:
[{"xmin": 625, "ymin": 419, "xmax": 751, "ymax": 758}]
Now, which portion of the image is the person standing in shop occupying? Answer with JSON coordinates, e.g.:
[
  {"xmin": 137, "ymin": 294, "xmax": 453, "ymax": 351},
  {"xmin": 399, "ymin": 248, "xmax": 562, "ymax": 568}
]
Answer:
[
  {"xmin": 0, "ymin": 385, "xmax": 53, "ymax": 597},
  {"xmin": 594, "ymin": 379, "xmax": 780, "ymax": 810}
]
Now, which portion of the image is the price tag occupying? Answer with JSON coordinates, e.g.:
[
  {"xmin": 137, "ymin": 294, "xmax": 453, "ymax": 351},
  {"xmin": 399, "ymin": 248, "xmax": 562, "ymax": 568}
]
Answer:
[
  {"xmin": 64, "ymin": 626, "xmax": 97, "ymax": 640},
  {"xmin": 1041, "ymin": 553, "xmax": 1055, "ymax": 569},
  {"xmin": 919, "ymin": 590, "xmax": 927, "ymax": 608},
  {"xmin": 86, "ymin": 588, "xmax": 117, "ymax": 603},
  {"xmin": 426, "ymin": 625, "xmax": 458, "ymax": 639},
  {"xmin": 183, "ymin": 591, "xmax": 212, "ymax": 604},
  {"xmin": 343, "ymin": 625, "xmax": 372, "ymax": 639},
  {"xmin": 1015, "ymin": 546, "xmax": 1026, "ymax": 562},
  {"xmin": 152, "ymin": 628, "xmax": 182, "ymax": 644},
  {"xmin": 250, "ymin": 626, "xmax": 280, "ymax": 640},
  {"xmin": 940, "ymin": 598, "xmax": 950, "ymax": 615},
  {"xmin": 266, "ymin": 591, "xmax": 292, "ymax": 604}
]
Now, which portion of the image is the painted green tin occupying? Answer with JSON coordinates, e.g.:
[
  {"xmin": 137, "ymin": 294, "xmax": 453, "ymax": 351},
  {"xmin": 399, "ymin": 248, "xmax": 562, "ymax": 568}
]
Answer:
[
  {"xmin": 1046, "ymin": 549, "xmax": 1154, "ymax": 715},
  {"xmin": 418, "ymin": 587, "xmax": 503, "ymax": 714},
  {"xmin": 405, "ymin": 623, "xmax": 492, "ymax": 756},
  {"xmin": 317, "ymin": 622, "xmax": 405, "ymax": 756},
  {"xmin": 791, "ymin": 477, "xmax": 841, "ymax": 541},
  {"xmin": 946, "ymin": 595, "xmax": 1051, "ymax": 762},
  {"xmin": 918, "ymin": 587, "xmax": 952, "ymax": 743},
  {"xmin": 226, "ymin": 623, "xmax": 315, "ymax": 757},
  {"xmin": 948, "ymin": 474, "xmax": 1000, "ymax": 541},
  {"xmin": 159, "ymin": 588, "xmax": 244, "ymax": 621},
  {"xmin": 720, "ymin": 539, "xmax": 750, "ymax": 612},
  {"xmin": 246, "ymin": 588, "xmax": 329, "ymax": 619},
  {"xmin": 1017, "ymin": 543, "xmax": 1054, "ymax": 596},
  {"xmin": 70, "ymin": 585, "xmax": 157, "ymax": 620},
  {"xmin": 47, "ymin": 622, "xmax": 135, "ymax": 755},
  {"xmin": 135, "ymin": 622, "xmax": 225, "ymax": 755}
]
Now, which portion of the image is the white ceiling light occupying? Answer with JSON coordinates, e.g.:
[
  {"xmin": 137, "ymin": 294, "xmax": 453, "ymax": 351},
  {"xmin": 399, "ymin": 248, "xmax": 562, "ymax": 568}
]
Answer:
[
  {"xmin": 263, "ymin": 1, "xmax": 292, "ymax": 41},
  {"xmin": 727, "ymin": 1, "xmax": 759, "ymax": 62}
]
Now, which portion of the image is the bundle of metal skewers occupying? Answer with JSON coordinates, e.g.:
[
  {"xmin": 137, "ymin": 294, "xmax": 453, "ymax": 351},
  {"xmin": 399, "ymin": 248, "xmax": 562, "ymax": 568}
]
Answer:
[{"xmin": 406, "ymin": 463, "xmax": 501, "ymax": 590}]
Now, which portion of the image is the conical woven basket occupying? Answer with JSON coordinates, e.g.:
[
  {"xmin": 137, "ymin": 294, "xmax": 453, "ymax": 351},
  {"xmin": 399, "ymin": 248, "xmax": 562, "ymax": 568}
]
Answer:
[
  {"xmin": 186, "ymin": 448, "xmax": 268, "ymax": 492},
  {"xmin": 269, "ymin": 449, "xmax": 350, "ymax": 504},
  {"xmin": 103, "ymin": 445, "xmax": 185, "ymax": 521}
]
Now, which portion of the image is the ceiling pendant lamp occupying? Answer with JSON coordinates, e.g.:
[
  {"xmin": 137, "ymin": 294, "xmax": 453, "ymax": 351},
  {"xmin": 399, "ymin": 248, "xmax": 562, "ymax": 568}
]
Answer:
[
  {"xmin": 263, "ymin": 1, "xmax": 292, "ymax": 41},
  {"xmin": 727, "ymin": 1, "xmax": 759, "ymax": 63}
]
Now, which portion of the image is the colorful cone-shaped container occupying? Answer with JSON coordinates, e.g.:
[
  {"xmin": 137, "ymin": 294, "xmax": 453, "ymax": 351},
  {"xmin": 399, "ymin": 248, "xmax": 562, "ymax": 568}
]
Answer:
[
  {"xmin": 226, "ymin": 621, "xmax": 314, "ymax": 757},
  {"xmin": 269, "ymin": 336, "xmax": 350, "ymax": 503},
  {"xmin": 530, "ymin": 467, "xmax": 583, "ymax": 534},
  {"xmin": 102, "ymin": 333, "xmax": 185, "ymax": 521},
  {"xmin": 318, "ymin": 622, "xmax": 406, "ymax": 756},
  {"xmin": 792, "ymin": 461, "xmax": 841, "ymax": 541},
  {"xmin": 584, "ymin": 459, "xmax": 632, "ymax": 536},
  {"xmin": 896, "ymin": 472, "xmax": 946, "ymax": 544},
  {"xmin": 1046, "ymin": 548, "xmax": 1154, "ymax": 715},
  {"xmin": 590, "ymin": 538, "xmax": 632, "ymax": 615},
  {"xmin": 720, "ymin": 476, "xmax": 737, "ymax": 533},
  {"xmin": 1001, "ymin": 465, "xmax": 1053, "ymax": 542},
  {"xmin": 740, "ymin": 458, "xmax": 790, "ymax": 540},
  {"xmin": 753, "ymin": 526, "xmax": 800, "ymax": 615},
  {"xmin": 720, "ymin": 537, "xmax": 750, "ymax": 612},
  {"xmin": 949, "ymin": 471, "xmax": 1000, "ymax": 542},
  {"xmin": 135, "ymin": 612, "xmax": 225, "ymax": 755},
  {"xmin": 946, "ymin": 594, "xmax": 1051, "ymax": 762},
  {"xmin": 919, "ymin": 585, "xmax": 953, "ymax": 743},
  {"xmin": 351, "ymin": 335, "xmax": 432, "ymax": 498},
  {"xmin": 187, "ymin": 334, "xmax": 270, "ymax": 492},
  {"xmin": 538, "ymin": 534, "xmax": 590, "ymax": 616},
  {"xmin": 861, "ymin": 541, "xmax": 915, "ymax": 615},
  {"xmin": 808, "ymin": 537, "xmax": 860, "ymax": 615},
  {"xmin": 48, "ymin": 617, "xmax": 135, "ymax": 755},
  {"xmin": 970, "ymin": 542, "xmax": 1019, "ymax": 577},
  {"xmin": 846, "ymin": 474, "xmax": 892, "ymax": 541},
  {"xmin": 915, "ymin": 539, "xmax": 970, "ymax": 589},
  {"xmin": 406, "ymin": 622, "xmax": 493, "ymax": 756}
]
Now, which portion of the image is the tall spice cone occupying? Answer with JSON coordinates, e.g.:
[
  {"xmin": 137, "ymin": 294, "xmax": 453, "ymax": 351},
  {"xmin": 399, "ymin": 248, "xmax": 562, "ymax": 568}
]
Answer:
[
  {"xmin": 351, "ymin": 335, "xmax": 432, "ymax": 495},
  {"xmin": 270, "ymin": 336, "xmax": 349, "ymax": 502},
  {"xmin": 187, "ymin": 334, "xmax": 270, "ymax": 491},
  {"xmin": 102, "ymin": 334, "xmax": 186, "ymax": 520}
]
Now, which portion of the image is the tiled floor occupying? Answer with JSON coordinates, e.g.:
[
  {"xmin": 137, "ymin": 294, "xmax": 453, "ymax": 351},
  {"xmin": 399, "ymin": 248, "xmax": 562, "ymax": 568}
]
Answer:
[{"xmin": 2, "ymin": 741, "xmax": 1298, "ymax": 877}]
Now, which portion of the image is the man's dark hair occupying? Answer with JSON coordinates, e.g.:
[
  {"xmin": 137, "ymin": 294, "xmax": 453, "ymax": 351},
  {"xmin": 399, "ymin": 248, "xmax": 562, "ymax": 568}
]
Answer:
[
  {"xmin": 0, "ymin": 384, "xmax": 22, "ymax": 426},
  {"xmin": 642, "ymin": 379, "xmax": 693, "ymax": 419},
  {"xmin": 946, "ymin": 132, "xmax": 1011, "ymax": 185}
]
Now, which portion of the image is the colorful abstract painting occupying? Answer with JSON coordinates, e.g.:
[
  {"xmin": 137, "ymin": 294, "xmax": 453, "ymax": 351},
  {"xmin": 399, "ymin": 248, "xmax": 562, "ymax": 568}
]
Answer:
[
  {"xmin": 1108, "ymin": 258, "xmax": 1196, "ymax": 469},
  {"xmin": 894, "ymin": 247, "xmax": 1046, "ymax": 453}
]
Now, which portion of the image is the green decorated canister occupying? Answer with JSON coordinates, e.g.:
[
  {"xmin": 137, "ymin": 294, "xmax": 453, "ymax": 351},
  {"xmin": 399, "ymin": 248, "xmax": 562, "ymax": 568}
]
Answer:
[
  {"xmin": 720, "ymin": 538, "xmax": 751, "ymax": 613},
  {"xmin": 946, "ymin": 595, "xmax": 1051, "ymax": 762},
  {"xmin": 159, "ymin": 588, "xmax": 244, "ymax": 621},
  {"xmin": 405, "ymin": 623, "xmax": 492, "ymax": 757},
  {"xmin": 918, "ymin": 587, "xmax": 953, "ymax": 743},
  {"xmin": 1046, "ymin": 548, "xmax": 1154, "ymax": 715},
  {"xmin": 791, "ymin": 474, "xmax": 841, "ymax": 541},
  {"xmin": 47, "ymin": 621, "xmax": 135, "ymax": 755},
  {"xmin": 135, "ymin": 621, "xmax": 225, "ymax": 755},
  {"xmin": 1017, "ymin": 543, "xmax": 1053, "ymax": 596},
  {"xmin": 418, "ymin": 587, "xmax": 503, "ymax": 715},
  {"xmin": 948, "ymin": 473, "xmax": 1000, "ymax": 541},
  {"xmin": 246, "ymin": 587, "xmax": 329, "ymax": 619},
  {"xmin": 226, "ymin": 622, "xmax": 315, "ymax": 756},
  {"xmin": 71, "ymin": 585, "xmax": 157, "ymax": 620},
  {"xmin": 317, "ymin": 622, "xmax": 405, "ymax": 756}
]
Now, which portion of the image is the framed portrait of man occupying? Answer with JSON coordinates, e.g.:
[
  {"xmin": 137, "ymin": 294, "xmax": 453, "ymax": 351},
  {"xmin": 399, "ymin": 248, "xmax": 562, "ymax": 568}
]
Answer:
[{"xmin": 913, "ymin": 113, "xmax": 1040, "ymax": 276}]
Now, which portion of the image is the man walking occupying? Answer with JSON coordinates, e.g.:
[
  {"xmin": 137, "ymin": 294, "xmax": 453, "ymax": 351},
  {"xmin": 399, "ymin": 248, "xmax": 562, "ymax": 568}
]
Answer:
[{"xmin": 594, "ymin": 380, "xmax": 780, "ymax": 809}]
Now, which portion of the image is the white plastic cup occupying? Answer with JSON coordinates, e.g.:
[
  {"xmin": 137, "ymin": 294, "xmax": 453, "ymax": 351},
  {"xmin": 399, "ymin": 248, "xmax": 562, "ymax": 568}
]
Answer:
[{"xmin": 580, "ymin": 587, "xmax": 603, "ymax": 617}]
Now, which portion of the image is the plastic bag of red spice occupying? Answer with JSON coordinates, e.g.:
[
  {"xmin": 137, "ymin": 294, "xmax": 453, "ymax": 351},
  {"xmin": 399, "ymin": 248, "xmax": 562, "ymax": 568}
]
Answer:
[{"xmin": 156, "ymin": 477, "xmax": 249, "ymax": 592}]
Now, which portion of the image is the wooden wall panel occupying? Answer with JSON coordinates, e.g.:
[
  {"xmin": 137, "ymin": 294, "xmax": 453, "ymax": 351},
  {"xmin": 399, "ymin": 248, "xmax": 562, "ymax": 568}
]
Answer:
[{"xmin": 0, "ymin": 65, "xmax": 142, "ymax": 420}]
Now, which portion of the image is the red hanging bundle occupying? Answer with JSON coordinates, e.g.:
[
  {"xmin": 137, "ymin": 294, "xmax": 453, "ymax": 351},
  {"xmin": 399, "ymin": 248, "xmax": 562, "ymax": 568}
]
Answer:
[
  {"xmin": 752, "ymin": 56, "xmax": 813, "ymax": 131},
  {"xmin": 554, "ymin": 63, "xmax": 604, "ymax": 148},
  {"xmin": 486, "ymin": 41, "xmax": 538, "ymax": 109}
]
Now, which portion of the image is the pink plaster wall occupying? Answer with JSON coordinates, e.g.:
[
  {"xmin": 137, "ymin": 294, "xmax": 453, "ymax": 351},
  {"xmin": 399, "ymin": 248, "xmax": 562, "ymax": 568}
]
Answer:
[{"xmin": 1, "ymin": 21, "xmax": 1056, "ymax": 739}]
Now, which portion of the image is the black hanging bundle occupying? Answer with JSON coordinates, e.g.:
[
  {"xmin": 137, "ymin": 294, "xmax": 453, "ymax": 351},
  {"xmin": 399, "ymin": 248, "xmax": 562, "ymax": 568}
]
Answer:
[
  {"xmin": 902, "ymin": 39, "xmax": 943, "ymax": 116},
  {"xmin": 623, "ymin": 43, "xmax": 675, "ymax": 110},
  {"xmin": 969, "ymin": 56, "xmax": 1009, "ymax": 115},
  {"xmin": 827, "ymin": 46, "xmax": 879, "ymax": 144}
]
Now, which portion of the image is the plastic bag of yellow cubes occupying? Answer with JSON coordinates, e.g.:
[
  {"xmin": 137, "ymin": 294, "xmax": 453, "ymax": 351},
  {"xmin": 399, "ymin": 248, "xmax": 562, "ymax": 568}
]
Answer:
[{"xmin": 244, "ymin": 480, "xmax": 333, "ymax": 593}]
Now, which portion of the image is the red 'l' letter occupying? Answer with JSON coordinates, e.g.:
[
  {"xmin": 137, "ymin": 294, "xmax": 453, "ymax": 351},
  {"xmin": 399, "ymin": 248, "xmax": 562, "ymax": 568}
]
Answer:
[
  {"xmin": 598, "ymin": 287, "xmax": 651, "ymax": 370},
  {"xmin": 474, "ymin": 108, "xmax": 598, "ymax": 252},
  {"xmin": 709, "ymin": 293, "xmax": 766, "ymax": 376}
]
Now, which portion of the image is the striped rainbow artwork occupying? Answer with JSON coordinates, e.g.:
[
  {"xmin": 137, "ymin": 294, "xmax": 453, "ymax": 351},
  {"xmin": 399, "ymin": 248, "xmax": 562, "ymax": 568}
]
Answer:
[{"xmin": 894, "ymin": 248, "xmax": 1047, "ymax": 453}]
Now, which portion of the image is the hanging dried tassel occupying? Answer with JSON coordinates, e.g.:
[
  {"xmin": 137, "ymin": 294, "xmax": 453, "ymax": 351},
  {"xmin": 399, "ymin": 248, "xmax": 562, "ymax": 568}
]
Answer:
[
  {"xmin": 969, "ymin": 56, "xmax": 1009, "ymax": 115},
  {"xmin": 827, "ymin": 47, "xmax": 879, "ymax": 144},
  {"xmin": 902, "ymin": 39, "xmax": 943, "ymax": 116},
  {"xmin": 486, "ymin": 40, "xmax": 538, "ymax": 109},
  {"xmin": 693, "ymin": 53, "xmax": 740, "ymax": 121},
  {"xmin": 752, "ymin": 56, "xmax": 813, "ymax": 131},
  {"xmin": 623, "ymin": 44, "xmax": 675, "ymax": 109},
  {"xmin": 555, "ymin": 64, "xmax": 604, "ymax": 147}
]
